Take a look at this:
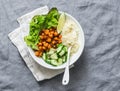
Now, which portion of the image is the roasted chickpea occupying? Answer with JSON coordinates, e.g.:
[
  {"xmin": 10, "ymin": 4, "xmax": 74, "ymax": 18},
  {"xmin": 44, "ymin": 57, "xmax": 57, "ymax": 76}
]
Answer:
[
  {"xmin": 54, "ymin": 37, "xmax": 58, "ymax": 41},
  {"xmin": 42, "ymin": 46, "xmax": 46, "ymax": 50},
  {"xmin": 39, "ymin": 46, "xmax": 43, "ymax": 50},
  {"xmin": 38, "ymin": 42, "xmax": 42, "ymax": 46},
  {"xmin": 44, "ymin": 30, "xmax": 49, "ymax": 35},
  {"xmin": 48, "ymin": 33, "xmax": 53, "ymax": 38},
  {"xmin": 46, "ymin": 38, "xmax": 51, "ymax": 43},
  {"xmin": 59, "ymin": 34, "xmax": 62, "ymax": 38},
  {"xmin": 58, "ymin": 40, "xmax": 62, "ymax": 43},
  {"xmin": 44, "ymin": 43, "xmax": 48, "ymax": 47},
  {"xmin": 41, "ymin": 33, "xmax": 44, "ymax": 36},
  {"xmin": 43, "ymin": 35, "xmax": 47, "ymax": 39},
  {"xmin": 39, "ymin": 52, "xmax": 43, "ymax": 57},
  {"xmin": 52, "ymin": 40, "xmax": 56, "ymax": 45},
  {"xmin": 50, "ymin": 31, "xmax": 54, "ymax": 34},
  {"xmin": 42, "ymin": 41, "xmax": 46, "ymax": 45},
  {"xmin": 48, "ymin": 44, "xmax": 51, "ymax": 49},
  {"xmin": 54, "ymin": 31, "xmax": 58, "ymax": 36},
  {"xmin": 40, "ymin": 35, "xmax": 44, "ymax": 39},
  {"xmin": 35, "ymin": 51, "xmax": 40, "ymax": 57},
  {"xmin": 50, "ymin": 28, "xmax": 52, "ymax": 31}
]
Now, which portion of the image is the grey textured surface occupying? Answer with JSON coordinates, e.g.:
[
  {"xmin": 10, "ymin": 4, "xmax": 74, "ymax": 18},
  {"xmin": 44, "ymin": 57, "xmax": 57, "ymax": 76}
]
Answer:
[{"xmin": 0, "ymin": 0, "xmax": 120, "ymax": 91}]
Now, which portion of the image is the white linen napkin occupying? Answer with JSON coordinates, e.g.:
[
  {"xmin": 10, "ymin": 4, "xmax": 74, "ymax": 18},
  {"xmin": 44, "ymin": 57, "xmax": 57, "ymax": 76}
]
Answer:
[{"xmin": 8, "ymin": 6, "xmax": 73, "ymax": 81}]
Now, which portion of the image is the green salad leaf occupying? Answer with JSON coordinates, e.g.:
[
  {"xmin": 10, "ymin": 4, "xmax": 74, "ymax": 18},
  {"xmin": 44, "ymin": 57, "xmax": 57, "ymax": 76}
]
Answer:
[
  {"xmin": 44, "ymin": 8, "xmax": 60, "ymax": 29},
  {"xmin": 24, "ymin": 7, "xmax": 60, "ymax": 50}
]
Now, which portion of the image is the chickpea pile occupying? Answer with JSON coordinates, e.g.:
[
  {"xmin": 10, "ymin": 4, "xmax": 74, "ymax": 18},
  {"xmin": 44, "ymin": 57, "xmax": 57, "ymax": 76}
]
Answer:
[{"xmin": 35, "ymin": 28, "xmax": 62, "ymax": 57}]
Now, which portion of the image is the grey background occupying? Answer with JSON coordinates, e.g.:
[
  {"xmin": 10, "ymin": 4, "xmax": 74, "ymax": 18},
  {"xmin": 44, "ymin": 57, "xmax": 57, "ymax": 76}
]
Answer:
[{"xmin": 0, "ymin": 0, "xmax": 120, "ymax": 91}]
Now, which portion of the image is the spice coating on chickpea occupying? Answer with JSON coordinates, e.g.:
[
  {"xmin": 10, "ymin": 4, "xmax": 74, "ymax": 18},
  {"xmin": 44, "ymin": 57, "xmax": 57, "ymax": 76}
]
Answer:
[{"xmin": 35, "ymin": 28, "xmax": 62, "ymax": 57}]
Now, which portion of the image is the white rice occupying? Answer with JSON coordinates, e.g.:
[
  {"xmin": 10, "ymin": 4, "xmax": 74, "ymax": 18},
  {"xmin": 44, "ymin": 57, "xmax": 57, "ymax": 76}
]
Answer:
[{"xmin": 61, "ymin": 17, "xmax": 80, "ymax": 55}]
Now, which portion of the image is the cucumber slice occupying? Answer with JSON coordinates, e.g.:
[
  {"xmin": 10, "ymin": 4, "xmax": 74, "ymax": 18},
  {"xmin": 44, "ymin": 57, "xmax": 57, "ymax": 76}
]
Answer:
[
  {"xmin": 43, "ymin": 45, "xmax": 68, "ymax": 66},
  {"xmin": 51, "ymin": 59, "xmax": 63, "ymax": 66},
  {"xmin": 47, "ymin": 55, "xmax": 51, "ymax": 59},
  {"xmin": 57, "ymin": 43, "xmax": 63, "ymax": 47},
  {"xmin": 45, "ymin": 59, "xmax": 51, "ymax": 64},
  {"xmin": 59, "ymin": 49, "xmax": 66, "ymax": 57},
  {"xmin": 58, "ymin": 46, "xmax": 68, "ymax": 56},
  {"xmin": 57, "ymin": 58, "xmax": 63, "ymax": 66},
  {"xmin": 47, "ymin": 48, "xmax": 56, "ymax": 55},
  {"xmin": 63, "ymin": 46, "xmax": 68, "ymax": 52},
  {"xmin": 42, "ymin": 53, "xmax": 46, "ymax": 61},
  {"xmin": 62, "ymin": 55, "xmax": 67, "ymax": 63},
  {"xmin": 57, "ymin": 45, "xmax": 63, "ymax": 53},
  {"xmin": 51, "ymin": 60, "xmax": 58, "ymax": 66},
  {"xmin": 50, "ymin": 53, "xmax": 58, "ymax": 60}
]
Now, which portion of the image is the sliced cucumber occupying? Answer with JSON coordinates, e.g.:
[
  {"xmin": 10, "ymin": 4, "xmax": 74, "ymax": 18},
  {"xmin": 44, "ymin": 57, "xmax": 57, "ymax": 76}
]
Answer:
[
  {"xmin": 42, "ymin": 44, "xmax": 68, "ymax": 66},
  {"xmin": 47, "ymin": 55, "xmax": 51, "ymax": 59},
  {"xmin": 59, "ymin": 49, "xmax": 66, "ymax": 57},
  {"xmin": 42, "ymin": 53, "xmax": 46, "ymax": 61},
  {"xmin": 58, "ymin": 46, "xmax": 68, "ymax": 57},
  {"xmin": 57, "ymin": 43, "xmax": 63, "ymax": 47},
  {"xmin": 57, "ymin": 58, "xmax": 63, "ymax": 66},
  {"xmin": 57, "ymin": 45, "xmax": 63, "ymax": 53},
  {"xmin": 62, "ymin": 55, "xmax": 67, "ymax": 63},
  {"xmin": 51, "ymin": 60, "xmax": 58, "ymax": 66},
  {"xmin": 45, "ymin": 59, "xmax": 51, "ymax": 64},
  {"xmin": 50, "ymin": 53, "xmax": 58, "ymax": 60},
  {"xmin": 63, "ymin": 46, "xmax": 68, "ymax": 52},
  {"xmin": 47, "ymin": 48, "xmax": 56, "ymax": 55}
]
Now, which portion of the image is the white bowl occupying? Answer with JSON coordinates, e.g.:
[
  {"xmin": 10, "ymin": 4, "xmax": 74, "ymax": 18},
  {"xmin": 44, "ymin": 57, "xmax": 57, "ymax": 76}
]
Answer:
[{"xmin": 27, "ymin": 12, "xmax": 85, "ymax": 70}]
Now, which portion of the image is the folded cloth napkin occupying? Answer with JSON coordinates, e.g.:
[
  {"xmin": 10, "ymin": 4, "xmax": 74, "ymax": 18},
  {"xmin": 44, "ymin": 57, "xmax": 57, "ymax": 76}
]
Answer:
[{"xmin": 8, "ymin": 6, "xmax": 73, "ymax": 81}]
